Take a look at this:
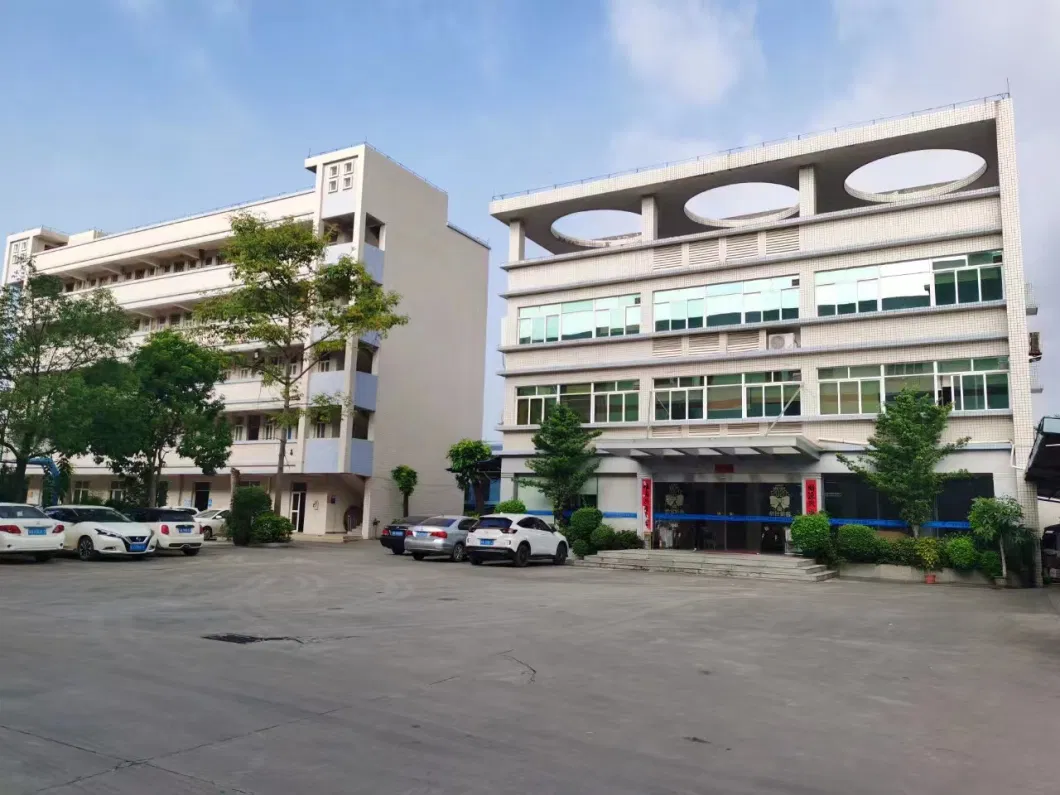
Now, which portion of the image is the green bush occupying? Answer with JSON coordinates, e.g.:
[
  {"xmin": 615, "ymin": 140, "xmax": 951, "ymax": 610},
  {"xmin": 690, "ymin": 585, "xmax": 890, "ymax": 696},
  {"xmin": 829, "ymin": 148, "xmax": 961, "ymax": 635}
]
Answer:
[
  {"xmin": 590, "ymin": 525, "xmax": 616, "ymax": 552},
  {"xmin": 566, "ymin": 507, "xmax": 602, "ymax": 548},
  {"xmin": 790, "ymin": 512, "xmax": 834, "ymax": 563},
  {"xmin": 495, "ymin": 499, "xmax": 526, "ymax": 514},
  {"xmin": 978, "ymin": 550, "xmax": 1003, "ymax": 579},
  {"xmin": 879, "ymin": 536, "xmax": 915, "ymax": 566},
  {"xmin": 571, "ymin": 539, "xmax": 591, "ymax": 559},
  {"xmin": 228, "ymin": 486, "xmax": 272, "ymax": 546},
  {"xmin": 613, "ymin": 529, "xmax": 644, "ymax": 550},
  {"xmin": 945, "ymin": 535, "xmax": 978, "ymax": 571},
  {"xmin": 836, "ymin": 524, "xmax": 879, "ymax": 563},
  {"xmin": 914, "ymin": 537, "xmax": 943, "ymax": 571},
  {"xmin": 252, "ymin": 512, "xmax": 293, "ymax": 544}
]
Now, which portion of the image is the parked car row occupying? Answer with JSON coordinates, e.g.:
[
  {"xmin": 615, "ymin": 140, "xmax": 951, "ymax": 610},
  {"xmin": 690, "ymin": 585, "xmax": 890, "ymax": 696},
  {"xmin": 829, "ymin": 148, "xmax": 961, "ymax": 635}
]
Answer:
[
  {"xmin": 0, "ymin": 502, "xmax": 215, "ymax": 563},
  {"xmin": 380, "ymin": 513, "xmax": 568, "ymax": 567}
]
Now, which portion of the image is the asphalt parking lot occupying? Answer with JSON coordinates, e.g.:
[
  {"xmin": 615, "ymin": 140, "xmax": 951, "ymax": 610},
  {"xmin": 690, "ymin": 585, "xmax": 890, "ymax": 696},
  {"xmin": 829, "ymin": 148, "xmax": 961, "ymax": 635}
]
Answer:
[{"xmin": 2, "ymin": 543, "xmax": 1059, "ymax": 795}]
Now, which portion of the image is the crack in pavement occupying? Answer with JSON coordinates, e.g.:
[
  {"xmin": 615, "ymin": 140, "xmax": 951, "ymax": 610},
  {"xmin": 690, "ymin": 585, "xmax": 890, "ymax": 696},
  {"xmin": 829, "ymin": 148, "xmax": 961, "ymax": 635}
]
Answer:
[{"xmin": 498, "ymin": 649, "xmax": 537, "ymax": 684}]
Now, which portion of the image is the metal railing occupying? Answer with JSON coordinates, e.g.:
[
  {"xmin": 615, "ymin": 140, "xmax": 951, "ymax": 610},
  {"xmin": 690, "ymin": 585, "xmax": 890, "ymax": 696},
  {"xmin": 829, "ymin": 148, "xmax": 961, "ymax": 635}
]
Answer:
[{"xmin": 492, "ymin": 93, "xmax": 1010, "ymax": 201}]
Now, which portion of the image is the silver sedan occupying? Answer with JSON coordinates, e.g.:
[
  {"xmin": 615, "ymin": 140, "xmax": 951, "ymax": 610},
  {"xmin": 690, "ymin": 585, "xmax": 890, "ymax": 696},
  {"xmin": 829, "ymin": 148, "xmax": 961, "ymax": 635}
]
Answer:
[{"xmin": 402, "ymin": 516, "xmax": 477, "ymax": 562}]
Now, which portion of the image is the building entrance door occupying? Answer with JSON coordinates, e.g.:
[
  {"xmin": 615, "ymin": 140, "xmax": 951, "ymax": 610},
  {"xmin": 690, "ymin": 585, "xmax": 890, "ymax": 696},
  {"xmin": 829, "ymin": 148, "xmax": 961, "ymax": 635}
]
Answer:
[
  {"xmin": 193, "ymin": 482, "xmax": 210, "ymax": 512},
  {"xmin": 290, "ymin": 483, "xmax": 307, "ymax": 533}
]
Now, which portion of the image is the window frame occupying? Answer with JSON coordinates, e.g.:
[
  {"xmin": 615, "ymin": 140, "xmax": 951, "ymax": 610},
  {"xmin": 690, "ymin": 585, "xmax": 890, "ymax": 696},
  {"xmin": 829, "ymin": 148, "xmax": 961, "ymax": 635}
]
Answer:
[
  {"xmin": 654, "ymin": 275, "xmax": 799, "ymax": 333},
  {"xmin": 516, "ymin": 381, "xmax": 640, "ymax": 426},
  {"xmin": 517, "ymin": 294, "xmax": 641, "ymax": 345}
]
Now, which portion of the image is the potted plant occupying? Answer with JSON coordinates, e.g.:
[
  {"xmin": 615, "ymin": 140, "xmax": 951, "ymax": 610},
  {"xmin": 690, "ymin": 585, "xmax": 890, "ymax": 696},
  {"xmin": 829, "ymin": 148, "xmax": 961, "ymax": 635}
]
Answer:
[{"xmin": 914, "ymin": 537, "xmax": 942, "ymax": 583}]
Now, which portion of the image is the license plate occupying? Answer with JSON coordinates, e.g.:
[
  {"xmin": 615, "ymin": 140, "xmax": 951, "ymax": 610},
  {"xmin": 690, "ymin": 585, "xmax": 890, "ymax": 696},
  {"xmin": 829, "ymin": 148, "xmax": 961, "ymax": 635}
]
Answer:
[
  {"xmin": 479, "ymin": 539, "xmax": 494, "ymax": 546},
  {"xmin": 28, "ymin": 527, "xmax": 47, "ymax": 536},
  {"xmin": 391, "ymin": 530, "xmax": 404, "ymax": 536},
  {"xmin": 129, "ymin": 543, "xmax": 147, "ymax": 553},
  {"xmin": 177, "ymin": 526, "xmax": 194, "ymax": 534},
  {"xmin": 415, "ymin": 531, "xmax": 428, "ymax": 537}
]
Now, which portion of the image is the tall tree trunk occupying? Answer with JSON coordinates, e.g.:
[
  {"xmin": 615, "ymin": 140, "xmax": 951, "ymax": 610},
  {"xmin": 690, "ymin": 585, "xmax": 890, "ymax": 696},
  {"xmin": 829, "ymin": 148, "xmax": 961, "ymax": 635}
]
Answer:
[
  {"xmin": 999, "ymin": 536, "xmax": 1008, "ymax": 581},
  {"xmin": 402, "ymin": 493, "xmax": 409, "ymax": 517},
  {"xmin": 146, "ymin": 468, "xmax": 158, "ymax": 509},
  {"xmin": 911, "ymin": 523, "xmax": 920, "ymax": 538},
  {"xmin": 273, "ymin": 397, "xmax": 289, "ymax": 514},
  {"xmin": 474, "ymin": 481, "xmax": 486, "ymax": 514},
  {"xmin": 14, "ymin": 456, "xmax": 29, "ymax": 503},
  {"xmin": 230, "ymin": 467, "xmax": 241, "ymax": 497}
]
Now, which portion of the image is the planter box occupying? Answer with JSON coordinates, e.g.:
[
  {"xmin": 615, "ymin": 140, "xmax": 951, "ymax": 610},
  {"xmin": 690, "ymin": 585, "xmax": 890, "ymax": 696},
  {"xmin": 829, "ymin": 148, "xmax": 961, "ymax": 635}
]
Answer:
[{"xmin": 839, "ymin": 563, "xmax": 992, "ymax": 587}]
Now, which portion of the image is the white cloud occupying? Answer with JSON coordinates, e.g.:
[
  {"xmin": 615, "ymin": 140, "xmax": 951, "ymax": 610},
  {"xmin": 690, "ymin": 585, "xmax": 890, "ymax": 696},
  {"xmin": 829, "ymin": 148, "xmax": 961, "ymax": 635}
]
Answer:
[{"xmin": 608, "ymin": 0, "xmax": 761, "ymax": 108}]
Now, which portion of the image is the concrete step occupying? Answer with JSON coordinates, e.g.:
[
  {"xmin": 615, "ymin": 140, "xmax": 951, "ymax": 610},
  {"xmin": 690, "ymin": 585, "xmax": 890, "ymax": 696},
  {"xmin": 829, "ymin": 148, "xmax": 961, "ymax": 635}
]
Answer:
[
  {"xmin": 594, "ymin": 551, "xmax": 819, "ymax": 570},
  {"xmin": 577, "ymin": 558, "xmax": 836, "ymax": 582}
]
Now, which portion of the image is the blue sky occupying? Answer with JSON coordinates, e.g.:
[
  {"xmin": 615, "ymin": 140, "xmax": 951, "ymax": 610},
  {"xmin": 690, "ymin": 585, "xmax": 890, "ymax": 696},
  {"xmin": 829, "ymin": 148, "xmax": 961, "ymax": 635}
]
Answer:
[{"xmin": 2, "ymin": 0, "xmax": 1058, "ymax": 435}]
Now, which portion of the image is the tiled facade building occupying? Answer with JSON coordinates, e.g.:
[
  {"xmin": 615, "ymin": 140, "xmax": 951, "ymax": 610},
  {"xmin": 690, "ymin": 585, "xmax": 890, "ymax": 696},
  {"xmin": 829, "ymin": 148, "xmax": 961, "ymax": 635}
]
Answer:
[
  {"xmin": 4, "ymin": 145, "xmax": 489, "ymax": 537},
  {"xmin": 490, "ymin": 96, "xmax": 1039, "ymax": 550}
]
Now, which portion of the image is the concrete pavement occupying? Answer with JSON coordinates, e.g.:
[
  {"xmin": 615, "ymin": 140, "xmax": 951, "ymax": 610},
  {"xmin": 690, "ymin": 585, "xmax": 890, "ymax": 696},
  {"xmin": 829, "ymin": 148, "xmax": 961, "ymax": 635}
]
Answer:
[{"xmin": 1, "ymin": 543, "xmax": 1058, "ymax": 794}]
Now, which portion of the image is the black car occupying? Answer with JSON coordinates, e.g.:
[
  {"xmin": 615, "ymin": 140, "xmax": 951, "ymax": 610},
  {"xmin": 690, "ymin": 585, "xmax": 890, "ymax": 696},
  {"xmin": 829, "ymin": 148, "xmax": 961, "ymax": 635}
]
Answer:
[{"xmin": 379, "ymin": 516, "xmax": 433, "ymax": 555}]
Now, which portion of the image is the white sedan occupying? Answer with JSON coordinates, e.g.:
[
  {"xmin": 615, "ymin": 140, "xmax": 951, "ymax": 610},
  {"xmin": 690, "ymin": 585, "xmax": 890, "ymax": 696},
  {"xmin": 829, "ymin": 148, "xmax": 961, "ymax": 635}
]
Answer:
[
  {"xmin": 194, "ymin": 509, "xmax": 229, "ymax": 541},
  {"xmin": 44, "ymin": 505, "xmax": 156, "ymax": 561},
  {"xmin": 126, "ymin": 508, "xmax": 204, "ymax": 555},
  {"xmin": 0, "ymin": 503, "xmax": 64, "ymax": 562}
]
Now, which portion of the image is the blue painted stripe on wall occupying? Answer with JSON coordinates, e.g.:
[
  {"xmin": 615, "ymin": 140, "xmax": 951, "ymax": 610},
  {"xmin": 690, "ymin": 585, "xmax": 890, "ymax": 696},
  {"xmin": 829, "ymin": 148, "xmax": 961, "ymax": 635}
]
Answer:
[
  {"xmin": 653, "ymin": 514, "xmax": 971, "ymax": 530},
  {"xmin": 526, "ymin": 510, "xmax": 638, "ymax": 519}
]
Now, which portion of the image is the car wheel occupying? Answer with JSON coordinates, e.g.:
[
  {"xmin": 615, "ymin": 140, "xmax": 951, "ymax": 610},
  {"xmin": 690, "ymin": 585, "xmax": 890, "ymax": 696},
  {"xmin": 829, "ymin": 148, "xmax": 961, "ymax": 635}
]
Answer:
[
  {"xmin": 204, "ymin": 527, "xmax": 214, "ymax": 541},
  {"xmin": 182, "ymin": 547, "xmax": 201, "ymax": 556},
  {"xmin": 450, "ymin": 542, "xmax": 466, "ymax": 563},
  {"xmin": 412, "ymin": 552, "xmax": 425, "ymax": 561},
  {"xmin": 513, "ymin": 542, "xmax": 531, "ymax": 568},
  {"xmin": 33, "ymin": 552, "xmax": 53, "ymax": 563},
  {"xmin": 391, "ymin": 545, "xmax": 404, "ymax": 555},
  {"xmin": 469, "ymin": 555, "xmax": 483, "ymax": 566},
  {"xmin": 553, "ymin": 543, "xmax": 568, "ymax": 566},
  {"xmin": 77, "ymin": 536, "xmax": 98, "ymax": 562}
]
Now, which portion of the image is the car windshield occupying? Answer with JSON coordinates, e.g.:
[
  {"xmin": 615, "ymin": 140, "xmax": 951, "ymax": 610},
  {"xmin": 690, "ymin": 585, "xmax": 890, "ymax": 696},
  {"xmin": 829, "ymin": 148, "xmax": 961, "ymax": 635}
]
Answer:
[
  {"xmin": 394, "ymin": 515, "xmax": 432, "ymax": 525},
  {"xmin": 0, "ymin": 505, "xmax": 47, "ymax": 519},
  {"xmin": 76, "ymin": 508, "xmax": 131, "ymax": 523},
  {"xmin": 475, "ymin": 517, "xmax": 513, "ymax": 529},
  {"xmin": 154, "ymin": 510, "xmax": 197, "ymax": 521},
  {"xmin": 197, "ymin": 510, "xmax": 219, "ymax": 519},
  {"xmin": 419, "ymin": 516, "xmax": 454, "ymax": 527}
]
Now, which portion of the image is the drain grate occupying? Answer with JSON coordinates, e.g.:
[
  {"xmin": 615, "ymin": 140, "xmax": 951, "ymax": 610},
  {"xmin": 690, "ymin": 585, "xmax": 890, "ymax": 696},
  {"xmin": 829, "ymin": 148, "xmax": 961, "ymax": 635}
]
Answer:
[{"xmin": 202, "ymin": 633, "xmax": 303, "ymax": 645}]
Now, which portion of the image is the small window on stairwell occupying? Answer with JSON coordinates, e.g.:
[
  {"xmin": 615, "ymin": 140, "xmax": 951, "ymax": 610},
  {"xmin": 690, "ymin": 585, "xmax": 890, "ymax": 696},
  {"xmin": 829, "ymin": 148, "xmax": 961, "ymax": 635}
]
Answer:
[
  {"xmin": 365, "ymin": 216, "xmax": 384, "ymax": 249},
  {"xmin": 351, "ymin": 408, "xmax": 370, "ymax": 440},
  {"xmin": 247, "ymin": 415, "xmax": 261, "ymax": 441},
  {"xmin": 356, "ymin": 344, "xmax": 375, "ymax": 374}
]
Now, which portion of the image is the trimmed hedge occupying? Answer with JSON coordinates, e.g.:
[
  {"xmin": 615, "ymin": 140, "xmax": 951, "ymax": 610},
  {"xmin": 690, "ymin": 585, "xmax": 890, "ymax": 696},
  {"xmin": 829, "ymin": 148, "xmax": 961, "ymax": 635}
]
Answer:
[
  {"xmin": 791, "ymin": 512, "xmax": 834, "ymax": 563},
  {"xmin": 590, "ymin": 525, "xmax": 616, "ymax": 551},
  {"xmin": 495, "ymin": 499, "xmax": 526, "ymax": 514},
  {"xmin": 227, "ymin": 486, "xmax": 272, "ymax": 546},
  {"xmin": 945, "ymin": 535, "xmax": 978, "ymax": 571},
  {"xmin": 252, "ymin": 513, "xmax": 293, "ymax": 544},
  {"xmin": 836, "ymin": 524, "xmax": 879, "ymax": 563}
]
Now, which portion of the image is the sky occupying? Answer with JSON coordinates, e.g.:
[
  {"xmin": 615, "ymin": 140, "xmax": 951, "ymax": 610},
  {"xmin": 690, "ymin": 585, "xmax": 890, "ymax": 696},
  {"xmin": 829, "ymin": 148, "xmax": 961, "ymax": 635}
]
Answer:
[{"xmin": 1, "ymin": 0, "xmax": 1058, "ymax": 438}]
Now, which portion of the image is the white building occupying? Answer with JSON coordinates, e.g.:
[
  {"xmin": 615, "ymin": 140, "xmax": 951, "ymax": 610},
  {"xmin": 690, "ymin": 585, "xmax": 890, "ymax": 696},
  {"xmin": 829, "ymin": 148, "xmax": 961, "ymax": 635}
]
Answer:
[
  {"xmin": 490, "ymin": 95, "xmax": 1040, "ymax": 549},
  {"xmin": 4, "ymin": 145, "xmax": 489, "ymax": 537}
]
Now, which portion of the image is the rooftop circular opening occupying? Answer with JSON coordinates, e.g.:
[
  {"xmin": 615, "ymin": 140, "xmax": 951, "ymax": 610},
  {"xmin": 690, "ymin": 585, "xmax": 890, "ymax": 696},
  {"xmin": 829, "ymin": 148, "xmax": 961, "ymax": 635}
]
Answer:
[
  {"xmin": 684, "ymin": 182, "xmax": 799, "ymax": 228},
  {"xmin": 551, "ymin": 210, "xmax": 642, "ymax": 249},
  {"xmin": 845, "ymin": 149, "xmax": 987, "ymax": 203}
]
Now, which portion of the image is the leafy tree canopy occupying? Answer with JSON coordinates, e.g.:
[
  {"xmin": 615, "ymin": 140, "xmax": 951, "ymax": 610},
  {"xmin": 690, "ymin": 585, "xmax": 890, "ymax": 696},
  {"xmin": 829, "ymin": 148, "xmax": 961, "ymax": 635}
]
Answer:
[
  {"xmin": 837, "ymin": 388, "xmax": 969, "ymax": 535},
  {"xmin": 447, "ymin": 439, "xmax": 493, "ymax": 514},
  {"xmin": 522, "ymin": 404, "xmax": 601, "ymax": 521}
]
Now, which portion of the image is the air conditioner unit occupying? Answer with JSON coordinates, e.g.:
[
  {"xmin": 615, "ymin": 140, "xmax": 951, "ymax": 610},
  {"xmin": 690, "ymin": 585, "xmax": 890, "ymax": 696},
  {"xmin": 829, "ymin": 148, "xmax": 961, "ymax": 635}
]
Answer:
[{"xmin": 767, "ymin": 333, "xmax": 799, "ymax": 351}]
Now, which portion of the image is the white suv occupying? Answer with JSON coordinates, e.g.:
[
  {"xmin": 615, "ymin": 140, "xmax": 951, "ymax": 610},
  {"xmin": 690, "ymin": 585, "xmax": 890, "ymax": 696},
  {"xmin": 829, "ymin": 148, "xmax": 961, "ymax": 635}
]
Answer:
[{"xmin": 466, "ymin": 513, "xmax": 568, "ymax": 567}]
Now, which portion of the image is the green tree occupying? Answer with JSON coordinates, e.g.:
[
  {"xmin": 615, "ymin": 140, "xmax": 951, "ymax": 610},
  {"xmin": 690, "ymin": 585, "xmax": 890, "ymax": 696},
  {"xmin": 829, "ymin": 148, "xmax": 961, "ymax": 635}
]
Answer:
[
  {"xmin": 194, "ymin": 213, "xmax": 407, "ymax": 511},
  {"xmin": 838, "ymin": 388, "xmax": 969, "ymax": 537},
  {"xmin": 0, "ymin": 266, "xmax": 131, "ymax": 499},
  {"xmin": 521, "ymin": 404, "xmax": 601, "ymax": 522},
  {"xmin": 969, "ymin": 496, "xmax": 1033, "ymax": 582},
  {"xmin": 391, "ymin": 465, "xmax": 418, "ymax": 517},
  {"xmin": 446, "ymin": 439, "xmax": 493, "ymax": 514},
  {"xmin": 102, "ymin": 332, "xmax": 232, "ymax": 507}
]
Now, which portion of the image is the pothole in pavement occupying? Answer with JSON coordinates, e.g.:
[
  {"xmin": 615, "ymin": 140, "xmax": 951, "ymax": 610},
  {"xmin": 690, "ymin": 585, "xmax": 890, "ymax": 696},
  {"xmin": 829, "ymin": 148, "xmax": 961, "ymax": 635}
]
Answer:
[{"xmin": 202, "ymin": 633, "xmax": 304, "ymax": 645}]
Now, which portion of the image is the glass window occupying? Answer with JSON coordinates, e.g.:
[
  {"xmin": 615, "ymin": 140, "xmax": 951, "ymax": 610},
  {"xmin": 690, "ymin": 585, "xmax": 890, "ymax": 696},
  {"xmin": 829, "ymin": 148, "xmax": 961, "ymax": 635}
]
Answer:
[
  {"xmin": 980, "ymin": 267, "xmax": 1003, "ymax": 301},
  {"xmin": 0, "ymin": 505, "xmax": 47, "ymax": 519},
  {"xmin": 706, "ymin": 384, "xmax": 742, "ymax": 419},
  {"xmin": 591, "ymin": 381, "xmax": 639, "ymax": 423},
  {"xmin": 934, "ymin": 271, "xmax": 956, "ymax": 305},
  {"xmin": 518, "ymin": 295, "xmax": 640, "ymax": 344},
  {"xmin": 655, "ymin": 276, "xmax": 797, "ymax": 332},
  {"xmin": 956, "ymin": 268, "xmax": 980, "ymax": 303},
  {"xmin": 986, "ymin": 373, "xmax": 1009, "ymax": 409},
  {"xmin": 820, "ymin": 381, "xmax": 839, "ymax": 414},
  {"xmin": 861, "ymin": 380, "xmax": 881, "ymax": 414}
]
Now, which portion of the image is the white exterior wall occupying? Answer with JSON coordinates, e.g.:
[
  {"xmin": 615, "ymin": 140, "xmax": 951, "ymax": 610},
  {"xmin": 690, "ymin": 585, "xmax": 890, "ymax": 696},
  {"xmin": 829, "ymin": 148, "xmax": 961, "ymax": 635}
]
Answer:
[
  {"xmin": 491, "ymin": 97, "xmax": 1039, "ymax": 534},
  {"xmin": 10, "ymin": 145, "xmax": 489, "ymax": 537}
]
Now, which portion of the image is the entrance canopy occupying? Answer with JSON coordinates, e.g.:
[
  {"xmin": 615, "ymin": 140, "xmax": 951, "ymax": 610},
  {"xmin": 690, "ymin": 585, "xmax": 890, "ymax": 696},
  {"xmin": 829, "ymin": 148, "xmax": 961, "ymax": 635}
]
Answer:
[{"xmin": 597, "ymin": 435, "xmax": 821, "ymax": 461}]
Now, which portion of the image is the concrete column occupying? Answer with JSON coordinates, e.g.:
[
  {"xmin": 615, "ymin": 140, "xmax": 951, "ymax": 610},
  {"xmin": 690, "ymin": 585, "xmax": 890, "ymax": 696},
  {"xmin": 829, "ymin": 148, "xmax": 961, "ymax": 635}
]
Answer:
[
  {"xmin": 641, "ymin": 195, "xmax": 658, "ymax": 242},
  {"xmin": 508, "ymin": 219, "xmax": 525, "ymax": 263},
  {"xmin": 798, "ymin": 166, "xmax": 816, "ymax": 217}
]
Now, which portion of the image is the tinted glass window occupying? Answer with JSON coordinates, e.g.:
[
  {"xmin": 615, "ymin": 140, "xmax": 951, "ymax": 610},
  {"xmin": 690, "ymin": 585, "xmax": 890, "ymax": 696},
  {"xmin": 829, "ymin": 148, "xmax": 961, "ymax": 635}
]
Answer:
[
  {"xmin": 197, "ymin": 510, "xmax": 219, "ymax": 519},
  {"xmin": 517, "ymin": 517, "xmax": 538, "ymax": 528},
  {"xmin": 395, "ymin": 515, "xmax": 432, "ymax": 525},
  {"xmin": 0, "ymin": 505, "xmax": 47, "ymax": 519},
  {"xmin": 420, "ymin": 517, "xmax": 454, "ymax": 527},
  {"xmin": 475, "ymin": 517, "xmax": 513, "ymax": 529},
  {"xmin": 458, "ymin": 519, "xmax": 476, "ymax": 530},
  {"xmin": 74, "ymin": 508, "xmax": 131, "ymax": 523},
  {"xmin": 153, "ymin": 510, "xmax": 197, "ymax": 521}
]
